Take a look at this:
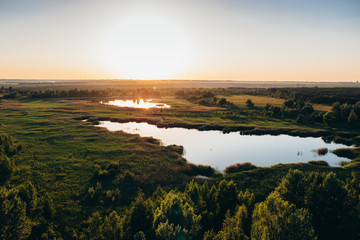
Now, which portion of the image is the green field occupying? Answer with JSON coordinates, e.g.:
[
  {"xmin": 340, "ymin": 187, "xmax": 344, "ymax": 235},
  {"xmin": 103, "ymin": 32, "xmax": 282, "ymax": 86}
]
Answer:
[{"xmin": 1, "ymin": 85, "xmax": 360, "ymax": 239}]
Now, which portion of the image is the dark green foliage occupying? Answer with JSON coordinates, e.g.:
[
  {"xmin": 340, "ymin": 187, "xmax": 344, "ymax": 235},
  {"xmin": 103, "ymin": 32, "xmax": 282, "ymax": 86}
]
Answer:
[
  {"xmin": 0, "ymin": 187, "xmax": 32, "ymax": 240},
  {"xmin": 251, "ymin": 191, "xmax": 316, "ymax": 240},
  {"xmin": 182, "ymin": 164, "xmax": 217, "ymax": 177},
  {"xmin": 215, "ymin": 180, "xmax": 238, "ymax": 225},
  {"xmin": 215, "ymin": 206, "xmax": 249, "ymax": 240},
  {"xmin": 283, "ymin": 99, "xmax": 295, "ymax": 108},
  {"xmin": 88, "ymin": 165, "xmax": 138, "ymax": 206},
  {"xmin": 218, "ymin": 98, "xmax": 228, "ymax": 106},
  {"xmin": 101, "ymin": 211, "xmax": 123, "ymax": 240},
  {"xmin": 332, "ymin": 147, "xmax": 360, "ymax": 160},
  {"xmin": 225, "ymin": 162, "xmax": 257, "ymax": 174},
  {"xmin": 322, "ymin": 102, "xmax": 360, "ymax": 127},
  {"xmin": 17, "ymin": 182, "xmax": 38, "ymax": 216},
  {"xmin": 296, "ymin": 114, "xmax": 305, "ymax": 123},
  {"xmin": 348, "ymin": 110, "xmax": 358, "ymax": 124},
  {"xmin": 268, "ymin": 87, "xmax": 360, "ymax": 105},
  {"xmin": 0, "ymin": 134, "xmax": 17, "ymax": 156},
  {"xmin": 0, "ymin": 155, "xmax": 14, "ymax": 184},
  {"xmin": 153, "ymin": 191, "xmax": 202, "ymax": 239},
  {"xmin": 166, "ymin": 144, "xmax": 184, "ymax": 155},
  {"xmin": 246, "ymin": 99, "xmax": 254, "ymax": 108},
  {"xmin": 301, "ymin": 103, "xmax": 314, "ymax": 114},
  {"xmin": 43, "ymin": 194, "xmax": 55, "ymax": 220},
  {"xmin": 308, "ymin": 160, "xmax": 329, "ymax": 167},
  {"xmin": 323, "ymin": 111, "xmax": 336, "ymax": 126},
  {"xmin": 316, "ymin": 148, "xmax": 328, "ymax": 156},
  {"xmin": 81, "ymin": 210, "xmax": 124, "ymax": 240},
  {"xmin": 276, "ymin": 170, "xmax": 351, "ymax": 240},
  {"xmin": 175, "ymin": 89, "xmax": 229, "ymax": 107},
  {"xmin": 123, "ymin": 191, "xmax": 154, "ymax": 239}
]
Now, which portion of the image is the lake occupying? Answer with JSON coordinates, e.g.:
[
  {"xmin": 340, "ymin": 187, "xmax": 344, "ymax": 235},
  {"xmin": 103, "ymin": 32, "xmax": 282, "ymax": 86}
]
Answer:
[
  {"xmin": 97, "ymin": 121, "xmax": 349, "ymax": 170},
  {"xmin": 101, "ymin": 99, "xmax": 171, "ymax": 109}
]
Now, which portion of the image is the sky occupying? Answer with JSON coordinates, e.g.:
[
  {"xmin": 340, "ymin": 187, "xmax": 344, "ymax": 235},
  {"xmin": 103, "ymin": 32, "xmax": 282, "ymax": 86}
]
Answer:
[{"xmin": 0, "ymin": 0, "xmax": 360, "ymax": 81}]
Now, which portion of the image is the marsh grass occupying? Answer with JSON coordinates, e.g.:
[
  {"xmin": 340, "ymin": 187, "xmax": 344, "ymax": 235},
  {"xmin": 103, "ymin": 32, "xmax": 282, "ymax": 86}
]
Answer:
[
  {"xmin": 0, "ymin": 99, "xmax": 193, "ymax": 227},
  {"xmin": 224, "ymin": 162, "xmax": 257, "ymax": 174},
  {"xmin": 317, "ymin": 147, "xmax": 329, "ymax": 156},
  {"xmin": 0, "ymin": 96, "xmax": 359, "ymax": 234}
]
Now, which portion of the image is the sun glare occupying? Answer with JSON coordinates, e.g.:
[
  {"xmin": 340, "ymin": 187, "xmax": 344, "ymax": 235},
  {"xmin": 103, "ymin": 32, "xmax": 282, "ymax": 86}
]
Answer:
[
  {"xmin": 101, "ymin": 13, "xmax": 193, "ymax": 79},
  {"xmin": 102, "ymin": 99, "xmax": 171, "ymax": 109}
]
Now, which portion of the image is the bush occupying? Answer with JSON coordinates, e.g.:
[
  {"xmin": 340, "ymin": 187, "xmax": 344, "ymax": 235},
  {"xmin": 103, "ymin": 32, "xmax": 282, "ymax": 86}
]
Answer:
[
  {"xmin": 332, "ymin": 147, "xmax": 360, "ymax": 160},
  {"xmin": 308, "ymin": 160, "xmax": 329, "ymax": 167},
  {"xmin": 0, "ymin": 156, "xmax": 14, "ymax": 184},
  {"xmin": 225, "ymin": 162, "xmax": 257, "ymax": 174},
  {"xmin": 296, "ymin": 114, "xmax": 305, "ymax": 123},
  {"xmin": 246, "ymin": 99, "xmax": 254, "ymax": 108},
  {"xmin": 317, "ymin": 147, "xmax": 328, "ymax": 156},
  {"xmin": 182, "ymin": 164, "xmax": 216, "ymax": 177}
]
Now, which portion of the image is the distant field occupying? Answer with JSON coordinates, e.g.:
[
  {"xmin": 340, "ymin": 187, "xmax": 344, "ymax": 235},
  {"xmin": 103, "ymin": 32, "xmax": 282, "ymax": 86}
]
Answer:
[
  {"xmin": 226, "ymin": 95, "xmax": 285, "ymax": 107},
  {"xmin": 225, "ymin": 94, "xmax": 332, "ymax": 111}
]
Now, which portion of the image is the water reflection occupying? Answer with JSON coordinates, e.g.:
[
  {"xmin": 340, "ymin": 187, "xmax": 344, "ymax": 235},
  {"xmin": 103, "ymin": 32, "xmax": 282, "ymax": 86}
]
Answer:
[
  {"xmin": 101, "ymin": 99, "xmax": 170, "ymax": 109},
  {"xmin": 97, "ymin": 121, "xmax": 349, "ymax": 170}
]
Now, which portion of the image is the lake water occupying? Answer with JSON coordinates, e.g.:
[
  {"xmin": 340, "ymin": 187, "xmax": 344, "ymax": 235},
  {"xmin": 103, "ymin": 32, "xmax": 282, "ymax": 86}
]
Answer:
[
  {"xmin": 97, "ymin": 121, "xmax": 349, "ymax": 170},
  {"xmin": 101, "ymin": 99, "xmax": 170, "ymax": 109}
]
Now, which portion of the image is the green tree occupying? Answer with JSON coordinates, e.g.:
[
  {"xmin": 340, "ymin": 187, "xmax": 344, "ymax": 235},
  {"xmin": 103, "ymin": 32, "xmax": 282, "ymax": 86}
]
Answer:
[
  {"xmin": 296, "ymin": 114, "xmax": 305, "ymax": 123},
  {"xmin": 153, "ymin": 191, "xmax": 202, "ymax": 239},
  {"xmin": 323, "ymin": 111, "xmax": 336, "ymax": 126},
  {"xmin": 100, "ymin": 211, "xmax": 123, "ymax": 240},
  {"xmin": 215, "ymin": 206, "xmax": 249, "ymax": 240},
  {"xmin": 124, "ymin": 191, "xmax": 154, "ymax": 239},
  {"xmin": 343, "ymin": 172, "xmax": 360, "ymax": 239},
  {"xmin": 17, "ymin": 182, "xmax": 38, "ymax": 215},
  {"xmin": 246, "ymin": 99, "xmax": 254, "ymax": 108},
  {"xmin": 43, "ymin": 194, "xmax": 55, "ymax": 220},
  {"xmin": 347, "ymin": 109, "xmax": 358, "ymax": 124},
  {"xmin": 0, "ymin": 187, "xmax": 32, "ymax": 240},
  {"xmin": 219, "ymin": 98, "xmax": 227, "ymax": 105},
  {"xmin": 331, "ymin": 102, "xmax": 341, "ymax": 120},
  {"xmin": 0, "ymin": 155, "xmax": 14, "ymax": 185},
  {"xmin": 215, "ymin": 180, "xmax": 238, "ymax": 226},
  {"xmin": 251, "ymin": 191, "xmax": 316, "ymax": 240},
  {"xmin": 277, "ymin": 170, "xmax": 348, "ymax": 240}
]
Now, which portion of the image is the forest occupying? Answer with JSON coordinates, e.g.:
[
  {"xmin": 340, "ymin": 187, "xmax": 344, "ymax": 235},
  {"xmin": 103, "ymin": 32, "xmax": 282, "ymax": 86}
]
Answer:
[{"xmin": 1, "ymin": 82, "xmax": 360, "ymax": 240}]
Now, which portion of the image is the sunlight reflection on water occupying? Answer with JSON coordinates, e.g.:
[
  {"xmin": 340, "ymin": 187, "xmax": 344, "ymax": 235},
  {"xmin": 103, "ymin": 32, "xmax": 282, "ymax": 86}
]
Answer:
[
  {"xmin": 101, "ymin": 99, "xmax": 171, "ymax": 109},
  {"xmin": 97, "ymin": 121, "xmax": 350, "ymax": 170}
]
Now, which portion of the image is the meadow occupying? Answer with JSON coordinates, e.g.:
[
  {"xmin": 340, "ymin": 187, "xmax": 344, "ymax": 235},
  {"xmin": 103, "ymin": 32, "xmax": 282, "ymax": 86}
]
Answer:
[{"xmin": 1, "ymin": 82, "xmax": 360, "ymax": 239}]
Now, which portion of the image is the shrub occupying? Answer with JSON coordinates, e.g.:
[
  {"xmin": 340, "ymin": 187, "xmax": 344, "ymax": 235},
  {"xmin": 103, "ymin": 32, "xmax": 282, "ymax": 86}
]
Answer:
[
  {"xmin": 181, "ymin": 164, "xmax": 216, "ymax": 177},
  {"xmin": 225, "ymin": 162, "xmax": 257, "ymax": 174},
  {"xmin": 317, "ymin": 147, "xmax": 328, "ymax": 156},
  {"xmin": 246, "ymin": 99, "xmax": 254, "ymax": 108},
  {"xmin": 308, "ymin": 160, "xmax": 329, "ymax": 167}
]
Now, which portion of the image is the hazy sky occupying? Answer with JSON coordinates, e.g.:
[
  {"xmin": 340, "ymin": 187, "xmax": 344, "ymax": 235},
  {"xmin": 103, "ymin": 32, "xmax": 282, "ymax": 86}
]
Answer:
[{"xmin": 1, "ymin": 0, "xmax": 360, "ymax": 81}]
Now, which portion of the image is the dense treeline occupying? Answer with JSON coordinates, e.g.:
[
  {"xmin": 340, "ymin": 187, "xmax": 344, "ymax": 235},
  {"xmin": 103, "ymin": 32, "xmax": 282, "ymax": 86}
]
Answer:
[
  {"xmin": 323, "ymin": 102, "xmax": 360, "ymax": 126},
  {"xmin": 2, "ymin": 88, "xmax": 121, "ymax": 99},
  {"xmin": 74, "ymin": 170, "xmax": 360, "ymax": 240},
  {"xmin": 175, "ymin": 88, "xmax": 360, "ymax": 128},
  {"xmin": 175, "ymin": 89, "xmax": 231, "ymax": 106},
  {"xmin": 0, "ymin": 134, "xmax": 59, "ymax": 239},
  {"xmin": 1, "ymin": 87, "xmax": 162, "ymax": 99},
  {"xmin": 175, "ymin": 87, "xmax": 360, "ymax": 106},
  {"xmin": 267, "ymin": 87, "xmax": 360, "ymax": 105}
]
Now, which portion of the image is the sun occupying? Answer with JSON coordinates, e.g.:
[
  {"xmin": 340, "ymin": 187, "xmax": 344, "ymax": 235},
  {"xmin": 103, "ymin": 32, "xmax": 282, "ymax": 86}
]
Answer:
[{"xmin": 101, "ymin": 12, "xmax": 193, "ymax": 79}]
